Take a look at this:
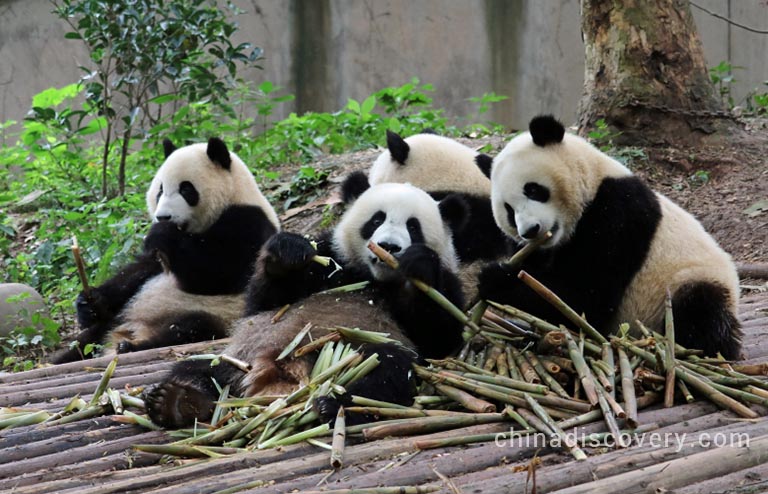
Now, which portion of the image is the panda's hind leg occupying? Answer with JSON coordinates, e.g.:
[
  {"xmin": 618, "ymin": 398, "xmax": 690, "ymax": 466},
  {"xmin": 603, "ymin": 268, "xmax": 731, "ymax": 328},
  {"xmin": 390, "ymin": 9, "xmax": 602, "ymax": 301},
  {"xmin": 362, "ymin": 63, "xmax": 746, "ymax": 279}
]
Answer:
[
  {"xmin": 672, "ymin": 281, "xmax": 743, "ymax": 360},
  {"xmin": 313, "ymin": 343, "xmax": 418, "ymax": 425},
  {"xmin": 118, "ymin": 311, "xmax": 229, "ymax": 353},
  {"xmin": 145, "ymin": 359, "xmax": 242, "ymax": 428}
]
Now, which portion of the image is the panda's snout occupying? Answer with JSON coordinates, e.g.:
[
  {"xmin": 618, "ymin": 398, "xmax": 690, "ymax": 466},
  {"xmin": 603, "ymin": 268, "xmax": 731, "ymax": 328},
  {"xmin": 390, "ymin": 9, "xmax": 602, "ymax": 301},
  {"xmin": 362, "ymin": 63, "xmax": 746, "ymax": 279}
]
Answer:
[
  {"xmin": 378, "ymin": 242, "xmax": 402, "ymax": 255},
  {"xmin": 520, "ymin": 224, "xmax": 541, "ymax": 240},
  {"xmin": 155, "ymin": 214, "xmax": 172, "ymax": 222}
]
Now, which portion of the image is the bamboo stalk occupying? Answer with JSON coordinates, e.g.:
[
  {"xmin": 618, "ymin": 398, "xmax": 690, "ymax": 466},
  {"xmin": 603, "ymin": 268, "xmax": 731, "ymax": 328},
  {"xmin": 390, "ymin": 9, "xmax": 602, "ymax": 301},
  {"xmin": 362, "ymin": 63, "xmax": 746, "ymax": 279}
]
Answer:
[
  {"xmin": 523, "ymin": 393, "xmax": 587, "ymax": 461},
  {"xmin": 434, "ymin": 383, "xmax": 497, "ymax": 413},
  {"xmin": 601, "ymin": 342, "xmax": 616, "ymax": 398},
  {"xmin": 276, "ymin": 322, "xmax": 313, "ymax": 361},
  {"xmin": 506, "ymin": 347, "xmax": 524, "ymax": 381},
  {"xmin": 508, "ymin": 346, "xmax": 539, "ymax": 384},
  {"xmin": 677, "ymin": 379, "xmax": 695, "ymax": 403},
  {"xmin": 295, "ymin": 331, "xmax": 341, "ymax": 358},
  {"xmin": 563, "ymin": 331, "xmax": 599, "ymax": 406},
  {"xmin": 504, "ymin": 406, "xmax": 535, "ymax": 432},
  {"xmin": 543, "ymin": 355, "xmax": 575, "ymax": 373},
  {"xmin": 503, "ymin": 231, "xmax": 553, "ymax": 267},
  {"xmin": 594, "ymin": 382, "xmax": 627, "ymax": 448},
  {"xmin": 484, "ymin": 346, "xmax": 503, "ymax": 372},
  {"xmin": 415, "ymin": 429, "xmax": 524, "ymax": 450},
  {"xmin": 88, "ymin": 357, "xmax": 118, "ymax": 406},
  {"xmin": 613, "ymin": 338, "xmax": 759, "ymax": 419},
  {"xmin": 345, "ymin": 407, "xmax": 458, "ymax": 418},
  {"xmin": 349, "ymin": 396, "xmax": 410, "ymax": 409},
  {"xmin": 589, "ymin": 359, "xmax": 612, "ymax": 393},
  {"xmin": 524, "ymin": 350, "xmax": 570, "ymax": 398},
  {"xmin": 515, "ymin": 407, "xmax": 554, "ymax": 435},
  {"xmin": 362, "ymin": 413, "xmax": 506, "ymax": 440},
  {"xmin": 316, "ymin": 280, "xmax": 371, "ymax": 296},
  {"xmin": 664, "ymin": 288, "xmax": 676, "ymax": 408},
  {"xmin": 270, "ymin": 303, "xmax": 291, "ymax": 323},
  {"xmin": 496, "ymin": 350, "xmax": 510, "ymax": 377},
  {"xmin": 330, "ymin": 407, "xmax": 345, "ymax": 469},
  {"xmin": 300, "ymin": 488, "xmax": 440, "ymax": 494},
  {"xmin": 537, "ymin": 330, "xmax": 567, "ymax": 353},
  {"xmin": 71, "ymin": 236, "xmax": 91, "ymax": 296},
  {"xmin": 517, "ymin": 270, "xmax": 607, "ymax": 344},
  {"xmin": 617, "ymin": 347, "xmax": 638, "ymax": 428}
]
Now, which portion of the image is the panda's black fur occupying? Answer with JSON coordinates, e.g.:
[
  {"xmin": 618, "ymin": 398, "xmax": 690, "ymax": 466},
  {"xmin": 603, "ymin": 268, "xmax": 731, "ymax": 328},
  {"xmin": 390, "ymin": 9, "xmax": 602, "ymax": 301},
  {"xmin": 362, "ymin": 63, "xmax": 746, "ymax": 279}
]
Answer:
[
  {"xmin": 480, "ymin": 115, "xmax": 742, "ymax": 359},
  {"xmin": 145, "ymin": 178, "xmax": 467, "ymax": 428},
  {"xmin": 51, "ymin": 138, "xmax": 279, "ymax": 363},
  {"xmin": 367, "ymin": 130, "xmax": 512, "ymax": 263}
]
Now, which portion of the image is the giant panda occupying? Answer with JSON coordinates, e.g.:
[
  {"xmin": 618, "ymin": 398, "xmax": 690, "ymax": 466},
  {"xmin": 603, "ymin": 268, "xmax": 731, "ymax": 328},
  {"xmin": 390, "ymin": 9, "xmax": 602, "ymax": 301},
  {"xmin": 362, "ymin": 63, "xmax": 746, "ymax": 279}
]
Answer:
[
  {"xmin": 478, "ymin": 115, "xmax": 742, "ymax": 358},
  {"xmin": 51, "ymin": 138, "xmax": 280, "ymax": 363},
  {"xmin": 362, "ymin": 130, "xmax": 511, "ymax": 263},
  {"xmin": 145, "ymin": 180, "xmax": 468, "ymax": 428}
]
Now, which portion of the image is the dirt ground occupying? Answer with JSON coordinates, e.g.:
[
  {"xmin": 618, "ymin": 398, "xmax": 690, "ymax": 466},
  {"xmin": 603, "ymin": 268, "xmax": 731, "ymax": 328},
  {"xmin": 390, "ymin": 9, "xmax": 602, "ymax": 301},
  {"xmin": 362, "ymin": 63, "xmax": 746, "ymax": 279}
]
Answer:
[{"xmin": 280, "ymin": 118, "xmax": 768, "ymax": 266}]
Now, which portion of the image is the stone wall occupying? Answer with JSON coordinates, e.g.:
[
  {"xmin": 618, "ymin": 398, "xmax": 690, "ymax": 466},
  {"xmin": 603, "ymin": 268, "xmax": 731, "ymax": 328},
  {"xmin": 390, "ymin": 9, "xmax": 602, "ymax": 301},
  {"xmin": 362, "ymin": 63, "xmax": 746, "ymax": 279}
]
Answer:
[{"xmin": 1, "ymin": 0, "xmax": 766, "ymax": 131}]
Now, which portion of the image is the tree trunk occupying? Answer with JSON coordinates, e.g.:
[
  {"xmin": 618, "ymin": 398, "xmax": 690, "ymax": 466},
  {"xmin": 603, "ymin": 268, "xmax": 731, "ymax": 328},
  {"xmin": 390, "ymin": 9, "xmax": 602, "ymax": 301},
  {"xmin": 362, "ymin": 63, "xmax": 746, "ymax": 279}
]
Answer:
[{"xmin": 578, "ymin": 0, "xmax": 735, "ymax": 146}]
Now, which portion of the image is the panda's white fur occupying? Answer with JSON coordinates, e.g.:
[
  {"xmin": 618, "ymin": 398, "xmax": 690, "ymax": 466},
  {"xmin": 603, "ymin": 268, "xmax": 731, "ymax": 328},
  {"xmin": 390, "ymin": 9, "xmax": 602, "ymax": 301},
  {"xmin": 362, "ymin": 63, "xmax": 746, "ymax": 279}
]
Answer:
[
  {"xmin": 483, "ymin": 115, "xmax": 741, "ymax": 357},
  {"xmin": 147, "ymin": 142, "xmax": 279, "ymax": 233},
  {"xmin": 333, "ymin": 182, "xmax": 459, "ymax": 281},
  {"xmin": 369, "ymin": 133, "xmax": 490, "ymax": 196}
]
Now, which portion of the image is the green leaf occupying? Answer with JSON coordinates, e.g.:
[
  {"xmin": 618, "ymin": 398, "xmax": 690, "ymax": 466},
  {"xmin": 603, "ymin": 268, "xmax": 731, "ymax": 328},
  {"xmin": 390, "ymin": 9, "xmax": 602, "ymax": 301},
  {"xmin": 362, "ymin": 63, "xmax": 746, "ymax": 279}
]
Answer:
[
  {"xmin": 347, "ymin": 99, "xmax": 361, "ymax": 114},
  {"xmin": 361, "ymin": 95, "xmax": 376, "ymax": 116},
  {"xmin": 148, "ymin": 94, "xmax": 179, "ymax": 104}
]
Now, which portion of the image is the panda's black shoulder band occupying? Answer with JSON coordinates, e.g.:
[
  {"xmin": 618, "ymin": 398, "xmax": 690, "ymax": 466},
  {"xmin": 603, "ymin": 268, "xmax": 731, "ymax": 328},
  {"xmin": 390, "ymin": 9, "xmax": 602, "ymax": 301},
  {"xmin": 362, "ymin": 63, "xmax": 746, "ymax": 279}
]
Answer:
[
  {"xmin": 475, "ymin": 154, "xmax": 493, "ymax": 178},
  {"xmin": 529, "ymin": 115, "xmax": 565, "ymax": 146}
]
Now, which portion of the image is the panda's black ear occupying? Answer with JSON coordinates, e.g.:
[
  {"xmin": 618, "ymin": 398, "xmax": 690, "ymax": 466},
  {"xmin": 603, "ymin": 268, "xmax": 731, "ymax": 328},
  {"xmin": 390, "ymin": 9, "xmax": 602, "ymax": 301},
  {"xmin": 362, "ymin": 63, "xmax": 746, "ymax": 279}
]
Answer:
[
  {"xmin": 438, "ymin": 194, "xmax": 469, "ymax": 234},
  {"xmin": 207, "ymin": 137, "xmax": 232, "ymax": 170},
  {"xmin": 529, "ymin": 115, "xmax": 565, "ymax": 147},
  {"xmin": 475, "ymin": 154, "xmax": 493, "ymax": 178},
  {"xmin": 341, "ymin": 171, "xmax": 370, "ymax": 204},
  {"xmin": 386, "ymin": 130, "xmax": 409, "ymax": 165},
  {"xmin": 162, "ymin": 139, "xmax": 177, "ymax": 159}
]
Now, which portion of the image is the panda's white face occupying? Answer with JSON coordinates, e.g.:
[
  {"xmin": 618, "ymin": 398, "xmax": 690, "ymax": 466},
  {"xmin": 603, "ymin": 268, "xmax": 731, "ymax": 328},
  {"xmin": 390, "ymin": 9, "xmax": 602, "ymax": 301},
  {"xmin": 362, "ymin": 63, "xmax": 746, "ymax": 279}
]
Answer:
[
  {"xmin": 146, "ymin": 140, "xmax": 280, "ymax": 234},
  {"xmin": 491, "ymin": 120, "xmax": 632, "ymax": 249},
  {"xmin": 333, "ymin": 183, "xmax": 458, "ymax": 281},
  {"xmin": 492, "ymin": 158, "xmax": 562, "ymax": 246}
]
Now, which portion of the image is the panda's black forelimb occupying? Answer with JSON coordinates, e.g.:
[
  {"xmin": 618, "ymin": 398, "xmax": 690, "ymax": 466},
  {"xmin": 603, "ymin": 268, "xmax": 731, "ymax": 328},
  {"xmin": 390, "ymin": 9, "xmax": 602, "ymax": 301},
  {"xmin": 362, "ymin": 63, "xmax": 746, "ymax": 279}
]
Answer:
[
  {"xmin": 145, "ymin": 359, "xmax": 241, "ymax": 429},
  {"xmin": 75, "ymin": 251, "xmax": 162, "ymax": 330},
  {"xmin": 672, "ymin": 281, "xmax": 743, "ymax": 360},
  {"xmin": 245, "ymin": 231, "xmax": 368, "ymax": 314},
  {"xmin": 144, "ymin": 205, "xmax": 277, "ymax": 295},
  {"xmin": 313, "ymin": 342, "xmax": 418, "ymax": 425},
  {"xmin": 381, "ymin": 244, "xmax": 465, "ymax": 358}
]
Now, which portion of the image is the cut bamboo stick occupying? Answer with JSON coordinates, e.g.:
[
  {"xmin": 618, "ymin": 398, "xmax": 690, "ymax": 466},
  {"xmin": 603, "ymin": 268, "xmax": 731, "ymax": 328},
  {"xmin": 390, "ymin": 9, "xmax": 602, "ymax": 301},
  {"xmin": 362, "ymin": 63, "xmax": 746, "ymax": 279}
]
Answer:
[
  {"xmin": 517, "ymin": 270, "xmax": 607, "ymax": 344},
  {"xmin": 617, "ymin": 347, "xmax": 638, "ymax": 428},
  {"xmin": 330, "ymin": 407, "xmax": 345, "ymax": 469},
  {"xmin": 664, "ymin": 288, "xmax": 676, "ymax": 408},
  {"xmin": 563, "ymin": 331, "xmax": 599, "ymax": 406}
]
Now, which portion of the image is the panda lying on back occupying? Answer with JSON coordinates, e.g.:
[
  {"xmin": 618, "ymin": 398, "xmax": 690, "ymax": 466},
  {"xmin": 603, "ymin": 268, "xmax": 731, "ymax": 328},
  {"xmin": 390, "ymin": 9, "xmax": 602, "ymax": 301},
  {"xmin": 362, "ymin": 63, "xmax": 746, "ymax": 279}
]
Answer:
[
  {"xmin": 145, "ymin": 179, "xmax": 467, "ymax": 428},
  {"xmin": 52, "ymin": 138, "xmax": 280, "ymax": 363},
  {"xmin": 479, "ymin": 116, "xmax": 742, "ymax": 359}
]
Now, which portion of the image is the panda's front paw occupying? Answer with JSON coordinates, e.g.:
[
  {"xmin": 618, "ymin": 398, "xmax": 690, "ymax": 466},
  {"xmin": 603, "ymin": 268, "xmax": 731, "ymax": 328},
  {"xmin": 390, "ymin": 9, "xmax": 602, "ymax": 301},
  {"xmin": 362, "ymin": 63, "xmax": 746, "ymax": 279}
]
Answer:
[
  {"xmin": 262, "ymin": 232, "xmax": 317, "ymax": 277},
  {"xmin": 75, "ymin": 288, "xmax": 110, "ymax": 328},
  {"xmin": 398, "ymin": 244, "xmax": 441, "ymax": 286},
  {"xmin": 144, "ymin": 221, "xmax": 182, "ymax": 255},
  {"xmin": 144, "ymin": 379, "xmax": 216, "ymax": 429},
  {"xmin": 116, "ymin": 340, "xmax": 135, "ymax": 354}
]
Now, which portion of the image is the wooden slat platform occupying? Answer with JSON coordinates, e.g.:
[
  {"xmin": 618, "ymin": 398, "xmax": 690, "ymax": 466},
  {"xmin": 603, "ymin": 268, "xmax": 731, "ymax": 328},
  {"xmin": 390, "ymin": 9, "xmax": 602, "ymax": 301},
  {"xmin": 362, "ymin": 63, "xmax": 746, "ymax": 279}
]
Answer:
[{"xmin": 2, "ymin": 293, "xmax": 768, "ymax": 494}]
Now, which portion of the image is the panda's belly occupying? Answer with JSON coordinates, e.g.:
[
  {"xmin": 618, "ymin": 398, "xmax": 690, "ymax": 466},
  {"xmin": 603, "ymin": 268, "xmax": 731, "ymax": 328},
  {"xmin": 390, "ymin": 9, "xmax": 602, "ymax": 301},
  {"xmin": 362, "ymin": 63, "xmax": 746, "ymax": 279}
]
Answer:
[
  {"xmin": 114, "ymin": 273, "xmax": 245, "ymax": 341},
  {"xmin": 613, "ymin": 195, "xmax": 739, "ymax": 332}
]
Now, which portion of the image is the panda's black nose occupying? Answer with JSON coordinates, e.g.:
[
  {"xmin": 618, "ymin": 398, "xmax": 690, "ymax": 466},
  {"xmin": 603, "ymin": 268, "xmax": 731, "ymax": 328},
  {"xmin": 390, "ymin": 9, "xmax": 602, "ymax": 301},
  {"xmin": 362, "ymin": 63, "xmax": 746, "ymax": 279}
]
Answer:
[
  {"xmin": 156, "ymin": 215, "xmax": 172, "ymax": 222},
  {"xmin": 521, "ymin": 224, "xmax": 540, "ymax": 239},
  {"xmin": 379, "ymin": 242, "xmax": 402, "ymax": 254}
]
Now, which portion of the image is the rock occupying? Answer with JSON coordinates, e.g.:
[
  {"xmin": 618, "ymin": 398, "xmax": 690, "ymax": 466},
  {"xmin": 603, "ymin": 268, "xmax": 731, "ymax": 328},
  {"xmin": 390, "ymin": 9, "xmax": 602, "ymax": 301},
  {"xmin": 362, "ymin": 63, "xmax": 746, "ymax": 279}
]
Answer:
[{"xmin": 0, "ymin": 283, "xmax": 50, "ymax": 337}]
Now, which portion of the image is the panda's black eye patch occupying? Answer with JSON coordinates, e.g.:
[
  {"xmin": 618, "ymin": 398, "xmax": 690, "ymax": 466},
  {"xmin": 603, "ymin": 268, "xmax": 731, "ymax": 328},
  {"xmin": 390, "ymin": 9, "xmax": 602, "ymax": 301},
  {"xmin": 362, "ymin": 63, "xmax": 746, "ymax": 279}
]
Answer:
[
  {"xmin": 504, "ymin": 203, "xmax": 517, "ymax": 230},
  {"xmin": 523, "ymin": 182, "xmax": 550, "ymax": 203},
  {"xmin": 179, "ymin": 181, "xmax": 199, "ymax": 206},
  {"xmin": 406, "ymin": 217, "xmax": 424, "ymax": 243},
  {"xmin": 361, "ymin": 211, "xmax": 386, "ymax": 240}
]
